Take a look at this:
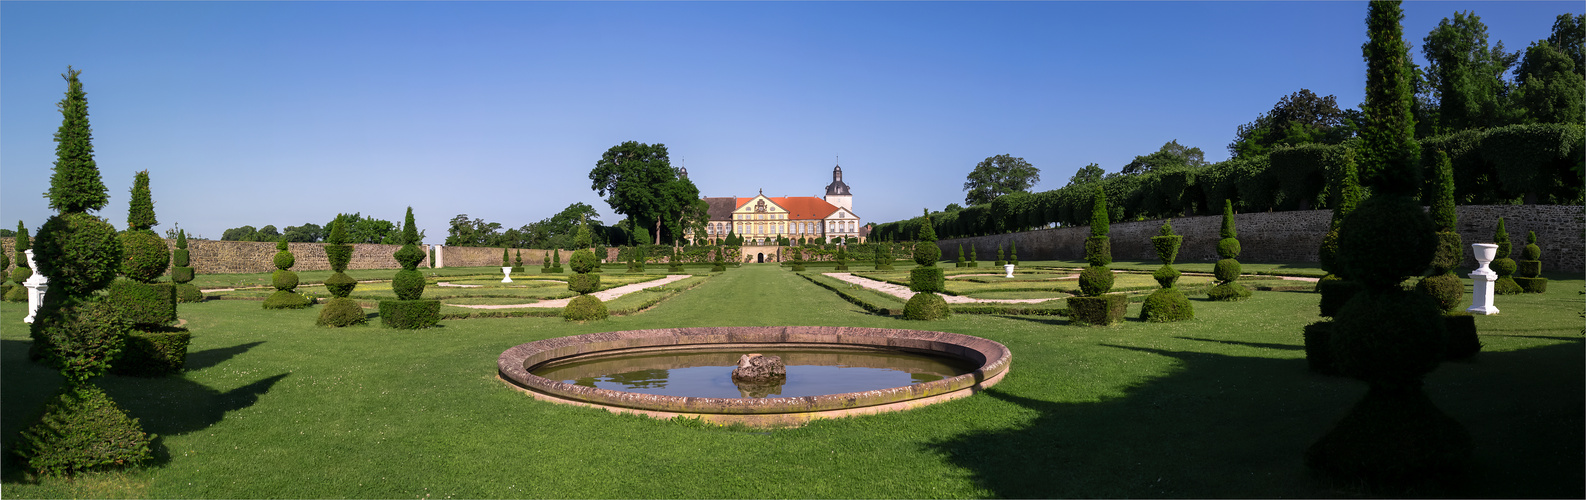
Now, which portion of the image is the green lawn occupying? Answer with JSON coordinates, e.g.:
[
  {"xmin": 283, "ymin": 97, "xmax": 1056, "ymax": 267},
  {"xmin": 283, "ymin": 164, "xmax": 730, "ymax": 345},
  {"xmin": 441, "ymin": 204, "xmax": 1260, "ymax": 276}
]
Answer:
[{"xmin": 1, "ymin": 264, "xmax": 1580, "ymax": 498}]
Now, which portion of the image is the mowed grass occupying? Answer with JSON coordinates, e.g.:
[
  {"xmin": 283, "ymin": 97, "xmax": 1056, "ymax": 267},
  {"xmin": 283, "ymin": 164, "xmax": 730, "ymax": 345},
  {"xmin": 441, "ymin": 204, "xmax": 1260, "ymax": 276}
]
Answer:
[{"xmin": 1, "ymin": 264, "xmax": 1581, "ymax": 498}]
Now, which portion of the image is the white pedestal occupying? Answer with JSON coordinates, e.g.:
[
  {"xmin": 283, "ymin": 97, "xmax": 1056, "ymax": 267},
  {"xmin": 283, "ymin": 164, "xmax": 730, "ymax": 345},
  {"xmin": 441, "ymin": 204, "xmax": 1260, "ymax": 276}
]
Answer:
[
  {"xmin": 1467, "ymin": 243, "xmax": 1499, "ymax": 315},
  {"xmin": 22, "ymin": 249, "xmax": 47, "ymax": 324},
  {"xmin": 501, "ymin": 266, "xmax": 513, "ymax": 283},
  {"xmin": 1004, "ymin": 264, "xmax": 1015, "ymax": 278}
]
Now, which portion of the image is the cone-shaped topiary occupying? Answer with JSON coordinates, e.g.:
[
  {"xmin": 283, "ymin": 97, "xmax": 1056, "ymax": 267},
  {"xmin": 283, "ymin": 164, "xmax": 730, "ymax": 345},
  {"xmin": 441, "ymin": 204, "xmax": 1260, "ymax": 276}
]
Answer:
[
  {"xmin": 5, "ymin": 221, "xmax": 30, "ymax": 302},
  {"xmin": 512, "ymin": 249, "xmax": 524, "ymax": 273},
  {"xmin": 552, "ymin": 249, "xmax": 563, "ymax": 273},
  {"xmin": 172, "ymin": 229, "xmax": 202, "ymax": 302},
  {"xmin": 1009, "ymin": 240, "xmax": 1018, "ymax": 266},
  {"xmin": 263, "ymin": 238, "xmax": 310, "ymax": 309},
  {"xmin": 593, "ymin": 243, "xmax": 605, "ymax": 273},
  {"xmin": 23, "ymin": 67, "xmax": 152, "ymax": 476},
  {"xmin": 712, "ymin": 245, "xmax": 726, "ymax": 272},
  {"xmin": 1207, "ymin": 200, "xmax": 1250, "ymax": 301},
  {"xmin": 1307, "ymin": 5, "xmax": 1469, "ymax": 487},
  {"xmin": 1514, "ymin": 231, "xmax": 1546, "ymax": 293},
  {"xmin": 627, "ymin": 245, "xmax": 646, "ymax": 273},
  {"xmin": 502, "ymin": 248, "xmax": 510, "ymax": 268},
  {"xmin": 541, "ymin": 251, "xmax": 552, "ymax": 273},
  {"xmin": 834, "ymin": 245, "xmax": 847, "ymax": 271},
  {"xmin": 667, "ymin": 246, "xmax": 684, "ymax": 272},
  {"xmin": 874, "ymin": 239, "xmax": 894, "ymax": 271},
  {"xmin": 1318, "ymin": 156, "xmax": 1363, "ymax": 291},
  {"xmin": 956, "ymin": 244, "xmax": 966, "ymax": 268},
  {"xmin": 1143, "ymin": 219, "xmax": 1193, "ymax": 323},
  {"xmin": 1069, "ymin": 189, "xmax": 1128, "ymax": 325},
  {"xmin": 789, "ymin": 246, "xmax": 806, "ymax": 272},
  {"xmin": 108, "ymin": 172, "xmax": 183, "ymax": 367},
  {"xmin": 1414, "ymin": 150, "xmax": 1464, "ymax": 312},
  {"xmin": 1490, "ymin": 218, "xmax": 1521, "ymax": 295},
  {"xmin": 381, "ymin": 207, "xmax": 439, "ymax": 328},
  {"xmin": 318, "ymin": 219, "xmax": 363, "ymax": 327},
  {"xmin": 904, "ymin": 210, "xmax": 948, "ymax": 320},
  {"xmin": 564, "ymin": 218, "xmax": 606, "ymax": 321},
  {"xmin": 994, "ymin": 244, "xmax": 1005, "ymax": 267},
  {"xmin": 967, "ymin": 243, "xmax": 978, "ymax": 267}
]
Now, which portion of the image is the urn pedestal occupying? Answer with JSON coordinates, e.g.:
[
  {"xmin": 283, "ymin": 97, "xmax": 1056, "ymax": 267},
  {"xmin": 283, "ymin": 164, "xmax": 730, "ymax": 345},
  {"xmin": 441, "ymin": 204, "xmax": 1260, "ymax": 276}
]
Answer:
[
  {"xmin": 1467, "ymin": 243, "xmax": 1499, "ymax": 315},
  {"xmin": 501, "ymin": 267, "xmax": 514, "ymax": 283}
]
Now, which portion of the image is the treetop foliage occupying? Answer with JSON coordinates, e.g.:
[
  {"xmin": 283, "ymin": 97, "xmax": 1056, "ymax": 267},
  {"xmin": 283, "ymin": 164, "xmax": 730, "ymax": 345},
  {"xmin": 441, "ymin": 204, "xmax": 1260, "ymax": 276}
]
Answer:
[
  {"xmin": 47, "ymin": 66, "xmax": 109, "ymax": 214},
  {"xmin": 963, "ymin": 154, "xmax": 1041, "ymax": 206},
  {"xmin": 126, "ymin": 170, "xmax": 156, "ymax": 230},
  {"xmin": 588, "ymin": 141, "xmax": 701, "ymax": 245}
]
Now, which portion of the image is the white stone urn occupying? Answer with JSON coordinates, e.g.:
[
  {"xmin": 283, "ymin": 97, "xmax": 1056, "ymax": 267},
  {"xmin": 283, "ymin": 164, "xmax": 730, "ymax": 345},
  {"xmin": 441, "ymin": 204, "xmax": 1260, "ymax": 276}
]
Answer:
[
  {"xmin": 22, "ymin": 249, "xmax": 48, "ymax": 324},
  {"xmin": 501, "ymin": 266, "xmax": 514, "ymax": 283},
  {"xmin": 1004, "ymin": 264, "xmax": 1016, "ymax": 278},
  {"xmin": 1467, "ymin": 243, "xmax": 1498, "ymax": 315}
]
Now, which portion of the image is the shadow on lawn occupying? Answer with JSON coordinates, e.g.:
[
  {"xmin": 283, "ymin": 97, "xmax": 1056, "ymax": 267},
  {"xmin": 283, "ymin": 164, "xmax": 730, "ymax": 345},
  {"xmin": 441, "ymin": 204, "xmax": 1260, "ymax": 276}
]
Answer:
[
  {"xmin": 184, "ymin": 340, "xmax": 266, "ymax": 371},
  {"xmin": 1173, "ymin": 336, "xmax": 1305, "ymax": 352},
  {"xmin": 927, "ymin": 342, "xmax": 1584, "ymax": 498},
  {"xmin": 1, "ymin": 338, "xmax": 289, "ymax": 481}
]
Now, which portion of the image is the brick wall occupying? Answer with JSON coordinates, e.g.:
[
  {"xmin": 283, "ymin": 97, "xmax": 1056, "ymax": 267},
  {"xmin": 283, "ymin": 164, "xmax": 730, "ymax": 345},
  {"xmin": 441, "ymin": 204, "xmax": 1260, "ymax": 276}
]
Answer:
[
  {"xmin": 435, "ymin": 246, "xmax": 618, "ymax": 268},
  {"xmin": 937, "ymin": 205, "xmax": 1584, "ymax": 273},
  {"xmin": 0, "ymin": 238, "xmax": 430, "ymax": 275}
]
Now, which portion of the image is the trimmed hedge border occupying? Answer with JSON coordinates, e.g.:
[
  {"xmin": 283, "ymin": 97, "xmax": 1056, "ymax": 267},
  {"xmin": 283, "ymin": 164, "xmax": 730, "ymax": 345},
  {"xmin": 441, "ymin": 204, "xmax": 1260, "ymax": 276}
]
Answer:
[{"xmin": 111, "ymin": 327, "xmax": 191, "ymax": 377}]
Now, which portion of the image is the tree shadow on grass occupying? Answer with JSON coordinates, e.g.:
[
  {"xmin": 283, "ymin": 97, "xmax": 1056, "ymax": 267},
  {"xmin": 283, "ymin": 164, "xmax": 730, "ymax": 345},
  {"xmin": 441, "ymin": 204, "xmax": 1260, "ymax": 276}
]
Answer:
[
  {"xmin": 1172, "ymin": 336, "xmax": 1306, "ymax": 352},
  {"xmin": 183, "ymin": 341, "xmax": 266, "ymax": 371},
  {"xmin": 1, "ymin": 338, "xmax": 289, "ymax": 481},
  {"xmin": 925, "ymin": 342, "xmax": 1584, "ymax": 498},
  {"xmin": 992, "ymin": 315, "xmax": 1074, "ymax": 327}
]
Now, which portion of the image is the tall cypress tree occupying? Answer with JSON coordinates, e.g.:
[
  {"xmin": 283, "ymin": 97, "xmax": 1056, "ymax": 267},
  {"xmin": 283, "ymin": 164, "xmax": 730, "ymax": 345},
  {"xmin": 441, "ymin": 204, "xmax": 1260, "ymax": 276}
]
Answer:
[{"xmin": 46, "ymin": 67, "xmax": 109, "ymax": 214}]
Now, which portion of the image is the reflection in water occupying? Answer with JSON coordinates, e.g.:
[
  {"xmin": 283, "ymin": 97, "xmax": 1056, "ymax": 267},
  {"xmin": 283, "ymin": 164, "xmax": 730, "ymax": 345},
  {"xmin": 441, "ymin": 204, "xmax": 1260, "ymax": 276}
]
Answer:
[{"xmin": 536, "ymin": 348, "xmax": 974, "ymax": 399}]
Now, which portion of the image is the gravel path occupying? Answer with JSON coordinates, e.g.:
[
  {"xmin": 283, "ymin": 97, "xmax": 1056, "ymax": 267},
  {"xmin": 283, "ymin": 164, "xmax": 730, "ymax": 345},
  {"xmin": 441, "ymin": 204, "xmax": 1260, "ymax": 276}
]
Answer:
[
  {"xmin": 447, "ymin": 275, "xmax": 693, "ymax": 309},
  {"xmin": 823, "ymin": 273, "xmax": 1062, "ymax": 304}
]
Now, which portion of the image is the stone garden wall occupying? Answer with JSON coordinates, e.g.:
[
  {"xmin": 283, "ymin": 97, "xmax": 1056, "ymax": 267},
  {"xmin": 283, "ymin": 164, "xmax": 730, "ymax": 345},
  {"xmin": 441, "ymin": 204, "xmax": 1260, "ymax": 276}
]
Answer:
[
  {"xmin": 435, "ymin": 245, "xmax": 618, "ymax": 268},
  {"xmin": 0, "ymin": 238, "xmax": 430, "ymax": 275},
  {"xmin": 937, "ymin": 205, "xmax": 1584, "ymax": 273}
]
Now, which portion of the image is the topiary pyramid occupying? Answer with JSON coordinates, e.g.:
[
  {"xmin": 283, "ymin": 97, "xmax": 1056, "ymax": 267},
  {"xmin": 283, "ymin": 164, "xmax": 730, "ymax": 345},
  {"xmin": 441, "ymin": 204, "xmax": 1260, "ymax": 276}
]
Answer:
[
  {"xmin": 262, "ymin": 238, "xmax": 310, "ymax": 309},
  {"xmin": 903, "ymin": 209, "xmax": 948, "ymax": 320},
  {"xmin": 1514, "ymin": 231, "xmax": 1546, "ymax": 293},
  {"xmin": 874, "ymin": 238, "xmax": 894, "ymax": 271},
  {"xmin": 711, "ymin": 245, "xmax": 726, "ymax": 272},
  {"xmin": 1413, "ymin": 150, "xmax": 1465, "ymax": 312},
  {"xmin": 1068, "ymin": 188, "xmax": 1128, "ymax": 325},
  {"xmin": 5, "ymin": 221, "xmax": 31, "ymax": 302},
  {"xmin": 317, "ymin": 219, "xmax": 364, "ymax": 327},
  {"xmin": 501, "ymin": 248, "xmax": 510, "ymax": 269},
  {"xmin": 834, "ymin": 245, "xmax": 848, "ymax": 271},
  {"xmin": 789, "ymin": 245, "xmax": 806, "ymax": 272},
  {"xmin": 956, "ymin": 244, "xmax": 966, "ymax": 268},
  {"xmin": 1142, "ymin": 219, "xmax": 1192, "ymax": 322},
  {"xmin": 994, "ymin": 243, "xmax": 1005, "ymax": 267},
  {"xmin": 552, "ymin": 249, "xmax": 563, "ymax": 274},
  {"xmin": 512, "ymin": 249, "xmax": 524, "ymax": 273},
  {"xmin": 1491, "ymin": 218, "xmax": 1522, "ymax": 295},
  {"xmin": 563, "ymin": 217, "xmax": 607, "ymax": 321},
  {"xmin": 172, "ymin": 229, "xmax": 203, "ymax": 302},
  {"xmin": 380, "ymin": 207, "xmax": 439, "ymax": 328},
  {"xmin": 667, "ymin": 245, "xmax": 684, "ymax": 272},
  {"xmin": 541, "ymin": 251, "xmax": 552, "ymax": 274},
  {"xmin": 627, "ymin": 245, "xmax": 645, "ymax": 273},
  {"xmin": 108, "ymin": 170, "xmax": 190, "ymax": 377},
  {"xmin": 1206, "ymin": 200, "xmax": 1251, "ymax": 301},
  {"xmin": 20, "ymin": 66, "xmax": 153, "ymax": 476},
  {"xmin": 1009, "ymin": 240, "xmax": 1018, "ymax": 266},
  {"xmin": 967, "ymin": 243, "xmax": 978, "ymax": 268}
]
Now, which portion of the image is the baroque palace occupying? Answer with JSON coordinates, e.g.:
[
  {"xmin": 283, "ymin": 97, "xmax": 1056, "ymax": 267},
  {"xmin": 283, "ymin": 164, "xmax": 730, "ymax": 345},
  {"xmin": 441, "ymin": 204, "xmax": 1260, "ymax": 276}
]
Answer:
[{"xmin": 688, "ymin": 164, "xmax": 863, "ymax": 245}]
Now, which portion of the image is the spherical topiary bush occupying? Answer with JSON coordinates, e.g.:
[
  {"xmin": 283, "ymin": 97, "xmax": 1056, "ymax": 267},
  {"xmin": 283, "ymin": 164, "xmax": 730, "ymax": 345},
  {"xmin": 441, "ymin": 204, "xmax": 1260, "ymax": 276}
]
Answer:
[
  {"xmin": 570, "ymin": 249, "xmax": 597, "ymax": 274},
  {"xmin": 1152, "ymin": 265, "xmax": 1181, "ymax": 288},
  {"xmin": 913, "ymin": 240, "xmax": 940, "ymax": 266},
  {"xmin": 117, "ymin": 230, "xmax": 169, "ymax": 283},
  {"xmin": 902, "ymin": 291, "xmax": 950, "ymax": 321},
  {"xmin": 1141, "ymin": 288, "xmax": 1194, "ymax": 323},
  {"xmin": 273, "ymin": 244, "xmax": 296, "ymax": 271},
  {"xmin": 316, "ymin": 298, "xmax": 365, "ymax": 327},
  {"xmin": 1329, "ymin": 289, "xmax": 1445, "ymax": 389},
  {"xmin": 1078, "ymin": 266, "xmax": 1114, "ymax": 297},
  {"xmin": 1216, "ymin": 238, "xmax": 1241, "ymax": 260},
  {"xmin": 1214, "ymin": 259, "xmax": 1241, "ymax": 282},
  {"xmin": 263, "ymin": 239, "xmax": 309, "ymax": 309},
  {"xmin": 563, "ymin": 293, "xmax": 608, "ymax": 321},
  {"xmin": 1336, "ymin": 195, "xmax": 1435, "ymax": 290},
  {"xmin": 33, "ymin": 212, "xmax": 122, "ymax": 297},
  {"xmin": 381, "ymin": 207, "xmax": 439, "ymax": 329},
  {"xmin": 1515, "ymin": 231, "xmax": 1547, "ymax": 293},
  {"xmin": 392, "ymin": 269, "xmax": 425, "ymax": 301},
  {"xmin": 319, "ymin": 220, "xmax": 364, "ymax": 327},
  {"xmin": 271, "ymin": 269, "xmax": 299, "ymax": 291},
  {"xmin": 1413, "ymin": 273, "xmax": 1464, "ymax": 313},
  {"xmin": 568, "ymin": 273, "xmax": 601, "ymax": 294}
]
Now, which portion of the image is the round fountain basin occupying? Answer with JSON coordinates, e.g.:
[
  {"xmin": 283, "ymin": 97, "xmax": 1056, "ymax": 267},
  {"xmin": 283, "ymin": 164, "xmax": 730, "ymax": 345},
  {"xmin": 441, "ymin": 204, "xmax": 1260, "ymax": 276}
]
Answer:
[{"xmin": 497, "ymin": 326, "xmax": 1012, "ymax": 427}]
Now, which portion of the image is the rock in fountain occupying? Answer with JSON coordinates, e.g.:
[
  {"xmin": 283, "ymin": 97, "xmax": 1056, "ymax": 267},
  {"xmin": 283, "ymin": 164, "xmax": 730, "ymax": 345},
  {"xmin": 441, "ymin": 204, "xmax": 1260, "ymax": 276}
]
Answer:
[{"xmin": 732, "ymin": 353, "xmax": 786, "ymax": 383}]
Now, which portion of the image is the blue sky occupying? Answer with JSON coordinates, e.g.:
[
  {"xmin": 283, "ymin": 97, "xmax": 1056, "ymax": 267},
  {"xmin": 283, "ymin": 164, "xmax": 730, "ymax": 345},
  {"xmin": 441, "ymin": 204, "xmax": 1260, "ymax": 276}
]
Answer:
[{"xmin": 3, "ymin": 1, "xmax": 1579, "ymax": 244}]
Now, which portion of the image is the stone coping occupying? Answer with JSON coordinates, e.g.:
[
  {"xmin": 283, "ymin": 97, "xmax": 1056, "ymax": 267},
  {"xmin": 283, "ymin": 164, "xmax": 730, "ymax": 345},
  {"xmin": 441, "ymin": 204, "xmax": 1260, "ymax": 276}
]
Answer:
[{"xmin": 497, "ymin": 326, "xmax": 1011, "ymax": 426}]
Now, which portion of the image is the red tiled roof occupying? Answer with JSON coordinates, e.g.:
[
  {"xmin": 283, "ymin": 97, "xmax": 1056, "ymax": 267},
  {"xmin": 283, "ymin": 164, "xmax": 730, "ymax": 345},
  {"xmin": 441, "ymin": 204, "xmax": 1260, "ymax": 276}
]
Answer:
[{"xmin": 734, "ymin": 197, "xmax": 838, "ymax": 220}]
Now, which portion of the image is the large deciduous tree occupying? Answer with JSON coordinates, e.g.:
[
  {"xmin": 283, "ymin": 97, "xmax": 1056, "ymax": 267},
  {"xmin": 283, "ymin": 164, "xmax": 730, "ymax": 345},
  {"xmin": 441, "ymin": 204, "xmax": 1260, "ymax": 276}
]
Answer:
[
  {"xmin": 963, "ymin": 154, "xmax": 1040, "ymax": 206},
  {"xmin": 1228, "ymin": 89, "xmax": 1352, "ymax": 158},
  {"xmin": 1122, "ymin": 140, "xmax": 1207, "ymax": 175},
  {"xmin": 1511, "ymin": 38, "xmax": 1585, "ymax": 125},
  {"xmin": 1066, "ymin": 163, "xmax": 1105, "ymax": 187},
  {"xmin": 589, "ymin": 141, "xmax": 699, "ymax": 244},
  {"xmin": 1420, "ymin": 11, "xmax": 1521, "ymax": 133}
]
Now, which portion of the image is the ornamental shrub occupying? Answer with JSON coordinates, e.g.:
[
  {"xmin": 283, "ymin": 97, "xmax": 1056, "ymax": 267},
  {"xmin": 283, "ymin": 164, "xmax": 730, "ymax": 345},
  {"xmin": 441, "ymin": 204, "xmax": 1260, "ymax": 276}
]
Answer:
[
  {"xmin": 904, "ymin": 211, "xmax": 948, "ymax": 320},
  {"xmin": 15, "ymin": 385, "xmax": 153, "ymax": 476},
  {"xmin": 1009, "ymin": 240, "xmax": 1018, "ymax": 266},
  {"xmin": 1078, "ymin": 266, "xmax": 1114, "ymax": 296},
  {"xmin": 6, "ymin": 222, "xmax": 30, "ymax": 302},
  {"xmin": 1, "ymin": 248, "xmax": 10, "ymax": 299},
  {"xmin": 1515, "ymin": 231, "xmax": 1547, "ymax": 293},
  {"xmin": 1142, "ymin": 219, "xmax": 1192, "ymax": 322},
  {"xmin": 967, "ymin": 243, "xmax": 978, "ymax": 267},
  {"xmin": 956, "ymin": 244, "xmax": 966, "ymax": 268},
  {"xmin": 111, "ymin": 327, "xmax": 190, "ymax": 377},
  {"xmin": 994, "ymin": 244, "xmax": 1005, "ymax": 267},
  {"xmin": 117, "ymin": 230, "xmax": 169, "ymax": 283},
  {"xmin": 264, "ymin": 238, "xmax": 309, "ymax": 309},
  {"xmin": 31, "ymin": 296, "xmax": 131, "ymax": 384},
  {"xmin": 1207, "ymin": 200, "xmax": 1249, "ymax": 301},
  {"xmin": 1068, "ymin": 294, "xmax": 1129, "ymax": 326},
  {"xmin": 501, "ymin": 248, "xmax": 510, "ymax": 267},
  {"xmin": 1302, "ymin": 322, "xmax": 1339, "ymax": 375},
  {"xmin": 628, "ymin": 246, "xmax": 646, "ymax": 273},
  {"xmin": 552, "ymin": 249, "xmax": 563, "ymax": 273},
  {"xmin": 1071, "ymin": 187, "xmax": 1126, "ymax": 323},
  {"xmin": 834, "ymin": 246, "xmax": 847, "ymax": 271},
  {"xmin": 901, "ymin": 291, "xmax": 949, "ymax": 321},
  {"xmin": 1491, "ymin": 218, "xmax": 1522, "ymax": 295},
  {"xmin": 107, "ymin": 279, "xmax": 175, "ymax": 326},
  {"xmin": 563, "ymin": 294, "xmax": 609, "ymax": 321},
  {"xmin": 542, "ymin": 251, "xmax": 552, "ymax": 273},
  {"xmin": 513, "ymin": 249, "xmax": 524, "ymax": 273},
  {"xmin": 33, "ymin": 212, "xmax": 122, "ymax": 298},
  {"xmin": 790, "ymin": 247, "xmax": 807, "ymax": 272},
  {"xmin": 316, "ymin": 298, "xmax": 365, "ymax": 327},
  {"xmin": 318, "ymin": 219, "xmax": 364, "ymax": 327},
  {"xmin": 564, "ymin": 218, "xmax": 606, "ymax": 318},
  {"xmin": 1442, "ymin": 313, "xmax": 1481, "ymax": 360},
  {"xmin": 379, "ymin": 300, "xmax": 441, "ymax": 329},
  {"xmin": 382, "ymin": 208, "xmax": 439, "ymax": 328},
  {"xmin": 570, "ymin": 250, "xmax": 598, "ymax": 275},
  {"xmin": 668, "ymin": 246, "xmax": 684, "ymax": 272},
  {"xmin": 712, "ymin": 246, "xmax": 727, "ymax": 272},
  {"xmin": 568, "ymin": 273, "xmax": 601, "ymax": 294},
  {"xmin": 172, "ymin": 230, "xmax": 200, "ymax": 302}
]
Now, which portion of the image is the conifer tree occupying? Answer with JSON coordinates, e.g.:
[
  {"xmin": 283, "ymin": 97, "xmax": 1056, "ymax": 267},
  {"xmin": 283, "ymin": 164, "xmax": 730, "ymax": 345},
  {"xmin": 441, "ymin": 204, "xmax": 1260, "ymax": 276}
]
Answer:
[
  {"xmin": 1142, "ymin": 219, "xmax": 1192, "ymax": 322},
  {"xmin": 956, "ymin": 244, "xmax": 966, "ymax": 268},
  {"xmin": 1207, "ymin": 200, "xmax": 1251, "ymax": 301},
  {"xmin": 380, "ymin": 207, "xmax": 439, "ymax": 328},
  {"xmin": 1067, "ymin": 187, "xmax": 1128, "ymax": 325},
  {"xmin": 903, "ymin": 209, "xmax": 948, "ymax": 320},
  {"xmin": 1514, "ymin": 231, "xmax": 1547, "ymax": 293},
  {"xmin": 172, "ymin": 229, "xmax": 202, "ymax": 302},
  {"xmin": 20, "ymin": 66, "xmax": 152, "ymax": 475},
  {"xmin": 5, "ymin": 221, "xmax": 30, "ymax": 302},
  {"xmin": 564, "ymin": 217, "xmax": 607, "ymax": 321},
  {"xmin": 1491, "ymin": 218, "xmax": 1522, "ymax": 294},
  {"xmin": 317, "ymin": 219, "xmax": 363, "ymax": 327}
]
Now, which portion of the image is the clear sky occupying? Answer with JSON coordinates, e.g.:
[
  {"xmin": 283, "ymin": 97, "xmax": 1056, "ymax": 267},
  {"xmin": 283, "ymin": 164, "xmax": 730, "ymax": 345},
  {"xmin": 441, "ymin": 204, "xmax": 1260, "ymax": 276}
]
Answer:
[{"xmin": 3, "ymin": 1, "xmax": 1579, "ymax": 244}]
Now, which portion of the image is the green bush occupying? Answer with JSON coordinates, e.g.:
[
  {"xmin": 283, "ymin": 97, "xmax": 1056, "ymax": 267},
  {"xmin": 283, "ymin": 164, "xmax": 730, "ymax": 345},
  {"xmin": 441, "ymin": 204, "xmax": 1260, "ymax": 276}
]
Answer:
[
  {"xmin": 563, "ymin": 294, "xmax": 608, "ymax": 321},
  {"xmin": 994, "ymin": 244, "xmax": 1005, "ymax": 267},
  {"xmin": 111, "ymin": 327, "xmax": 190, "ymax": 377},
  {"xmin": 1216, "ymin": 238, "xmax": 1242, "ymax": 260},
  {"xmin": 1489, "ymin": 257, "xmax": 1517, "ymax": 276},
  {"xmin": 1067, "ymin": 294, "xmax": 1128, "ymax": 326},
  {"xmin": 1206, "ymin": 282, "xmax": 1251, "ymax": 301},
  {"xmin": 1330, "ymin": 289, "xmax": 1445, "ymax": 387},
  {"xmin": 317, "ymin": 297, "xmax": 367, "ymax": 327},
  {"xmin": 4, "ymin": 281, "xmax": 26, "ymax": 302},
  {"xmin": 1009, "ymin": 240, "xmax": 1018, "ymax": 265},
  {"xmin": 1151, "ymin": 230, "xmax": 1181, "ymax": 265},
  {"xmin": 1336, "ymin": 195, "xmax": 1436, "ymax": 289},
  {"xmin": 1414, "ymin": 272, "xmax": 1463, "ymax": 313},
  {"xmin": 1084, "ymin": 237, "xmax": 1112, "ymax": 267},
  {"xmin": 14, "ymin": 385, "xmax": 153, "ymax": 477},
  {"xmin": 33, "ymin": 212, "xmax": 122, "ymax": 297},
  {"xmin": 956, "ymin": 244, "xmax": 966, "ymax": 267},
  {"xmin": 1213, "ymin": 259, "xmax": 1241, "ymax": 282},
  {"xmin": 30, "ymin": 296, "xmax": 131, "ymax": 383},
  {"xmin": 117, "ymin": 230, "xmax": 169, "ymax": 283},
  {"xmin": 106, "ymin": 279, "xmax": 175, "ymax": 326},
  {"xmin": 273, "ymin": 240, "xmax": 295, "ymax": 270},
  {"xmin": 271, "ymin": 270, "xmax": 299, "ymax": 291},
  {"xmin": 568, "ymin": 273, "xmax": 601, "ymax": 294},
  {"xmin": 171, "ymin": 267, "xmax": 194, "ymax": 283},
  {"xmin": 1429, "ymin": 232, "xmax": 1462, "ymax": 274},
  {"xmin": 902, "ymin": 292, "xmax": 950, "ymax": 320},
  {"xmin": 175, "ymin": 284, "xmax": 204, "ymax": 303},
  {"xmin": 1318, "ymin": 227, "xmax": 1342, "ymax": 275},
  {"xmin": 570, "ymin": 249, "xmax": 597, "ymax": 274},
  {"xmin": 1442, "ymin": 313, "xmax": 1480, "ymax": 361},
  {"xmin": 909, "ymin": 267, "xmax": 945, "ymax": 293},
  {"xmin": 324, "ymin": 272, "xmax": 357, "ymax": 298},
  {"xmin": 1513, "ymin": 277, "xmax": 1547, "ymax": 294},
  {"xmin": 1078, "ymin": 266, "xmax": 1114, "ymax": 297},
  {"xmin": 1140, "ymin": 287, "xmax": 1193, "ymax": 322},
  {"xmin": 1517, "ymin": 260, "xmax": 1541, "ymax": 277},
  {"xmin": 1317, "ymin": 279, "xmax": 1363, "ymax": 317},
  {"xmin": 263, "ymin": 290, "xmax": 311, "ymax": 309},
  {"xmin": 1521, "ymin": 231, "xmax": 1541, "ymax": 261},
  {"xmin": 1303, "ymin": 321, "xmax": 1339, "ymax": 375},
  {"xmin": 380, "ymin": 299, "xmax": 440, "ymax": 329},
  {"xmin": 393, "ymin": 269, "xmax": 425, "ymax": 300},
  {"xmin": 325, "ymin": 245, "xmax": 353, "ymax": 272},
  {"xmin": 1152, "ymin": 265, "xmax": 1181, "ymax": 288}
]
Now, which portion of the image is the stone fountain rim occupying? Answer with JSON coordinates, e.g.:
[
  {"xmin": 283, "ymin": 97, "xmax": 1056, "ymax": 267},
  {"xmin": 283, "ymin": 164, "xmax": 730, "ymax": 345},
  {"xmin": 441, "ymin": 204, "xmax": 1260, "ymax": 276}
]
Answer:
[{"xmin": 497, "ymin": 326, "xmax": 1011, "ymax": 424}]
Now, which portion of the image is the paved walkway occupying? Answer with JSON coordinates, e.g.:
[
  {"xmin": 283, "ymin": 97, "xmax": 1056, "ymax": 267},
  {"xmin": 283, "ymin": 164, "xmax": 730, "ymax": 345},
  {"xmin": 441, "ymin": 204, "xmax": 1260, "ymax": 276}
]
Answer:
[
  {"xmin": 823, "ymin": 273, "xmax": 1062, "ymax": 304},
  {"xmin": 448, "ymin": 275, "xmax": 693, "ymax": 309}
]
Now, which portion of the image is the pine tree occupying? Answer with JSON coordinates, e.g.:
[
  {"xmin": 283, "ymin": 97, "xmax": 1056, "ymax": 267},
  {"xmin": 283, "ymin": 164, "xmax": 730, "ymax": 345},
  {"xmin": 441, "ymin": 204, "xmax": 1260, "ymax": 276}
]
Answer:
[{"xmin": 46, "ymin": 67, "xmax": 109, "ymax": 214}]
